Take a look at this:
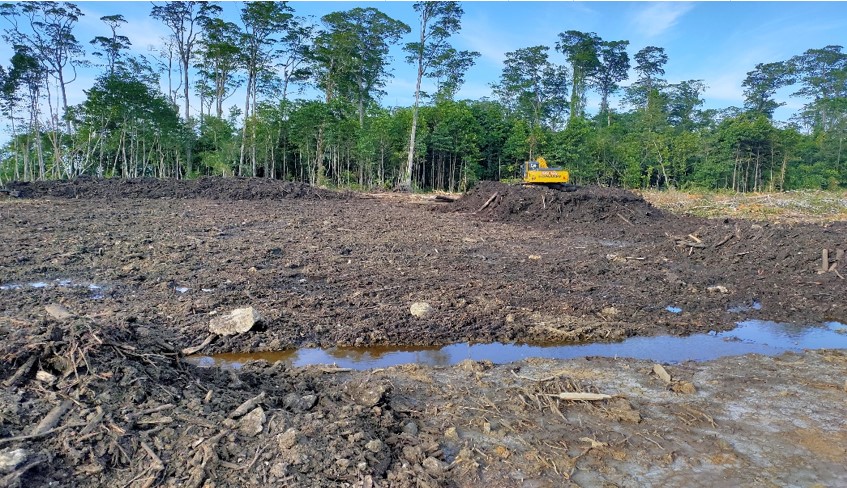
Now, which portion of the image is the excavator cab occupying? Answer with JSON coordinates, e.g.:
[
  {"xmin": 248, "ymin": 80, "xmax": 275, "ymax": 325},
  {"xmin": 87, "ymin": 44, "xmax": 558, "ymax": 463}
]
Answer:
[{"xmin": 521, "ymin": 157, "xmax": 575, "ymax": 190}]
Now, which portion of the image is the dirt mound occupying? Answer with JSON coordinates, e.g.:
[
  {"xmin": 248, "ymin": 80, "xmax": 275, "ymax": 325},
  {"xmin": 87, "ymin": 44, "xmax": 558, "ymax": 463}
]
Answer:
[
  {"xmin": 0, "ymin": 318, "xmax": 446, "ymax": 487},
  {"xmin": 6, "ymin": 176, "xmax": 341, "ymax": 201},
  {"xmin": 448, "ymin": 181, "xmax": 665, "ymax": 227}
]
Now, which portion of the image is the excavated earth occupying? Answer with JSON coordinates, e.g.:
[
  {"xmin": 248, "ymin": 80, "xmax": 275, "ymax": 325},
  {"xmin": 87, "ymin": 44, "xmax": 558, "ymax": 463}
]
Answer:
[{"xmin": 1, "ymin": 177, "xmax": 846, "ymax": 487}]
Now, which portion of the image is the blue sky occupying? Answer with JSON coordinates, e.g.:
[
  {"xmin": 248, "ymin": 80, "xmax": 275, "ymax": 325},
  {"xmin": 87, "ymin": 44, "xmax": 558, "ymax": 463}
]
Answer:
[{"xmin": 2, "ymin": 1, "xmax": 847, "ymax": 131}]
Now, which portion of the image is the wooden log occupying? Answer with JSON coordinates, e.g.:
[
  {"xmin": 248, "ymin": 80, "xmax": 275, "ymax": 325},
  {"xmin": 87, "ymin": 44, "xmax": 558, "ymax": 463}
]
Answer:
[
  {"xmin": 714, "ymin": 234, "xmax": 734, "ymax": 248},
  {"xmin": 31, "ymin": 399, "xmax": 73, "ymax": 436},
  {"xmin": 474, "ymin": 192, "xmax": 498, "ymax": 213},
  {"xmin": 181, "ymin": 334, "xmax": 215, "ymax": 355},
  {"xmin": 819, "ymin": 249, "xmax": 829, "ymax": 274},
  {"xmin": 616, "ymin": 213, "xmax": 634, "ymax": 227},
  {"xmin": 547, "ymin": 392, "xmax": 612, "ymax": 401},
  {"xmin": 3, "ymin": 355, "xmax": 37, "ymax": 387},
  {"xmin": 228, "ymin": 391, "xmax": 266, "ymax": 419}
]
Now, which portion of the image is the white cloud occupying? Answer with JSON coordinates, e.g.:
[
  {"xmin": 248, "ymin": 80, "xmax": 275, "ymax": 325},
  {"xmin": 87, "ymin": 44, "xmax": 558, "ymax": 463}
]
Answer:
[
  {"xmin": 458, "ymin": 15, "xmax": 511, "ymax": 66},
  {"xmin": 703, "ymin": 72, "xmax": 744, "ymax": 104},
  {"xmin": 631, "ymin": 3, "xmax": 694, "ymax": 39}
]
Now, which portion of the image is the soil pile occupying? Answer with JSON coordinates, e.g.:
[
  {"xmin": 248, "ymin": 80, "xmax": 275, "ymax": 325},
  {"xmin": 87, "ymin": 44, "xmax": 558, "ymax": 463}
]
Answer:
[
  {"xmin": 448, "ymin": 181, "xmax": 665, "ymax": 227},
  {"xmin": 7, "ymin": 177, "xmax": 341, "ymax": 201},
  {"xmin": 0, "ymin": 317, "xmax": 447, "ymax": 487}
]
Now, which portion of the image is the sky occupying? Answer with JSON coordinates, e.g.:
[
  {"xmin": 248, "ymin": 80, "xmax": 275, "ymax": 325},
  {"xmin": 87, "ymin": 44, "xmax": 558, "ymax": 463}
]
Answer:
[{"xmin": 2, "ymin": 1, "xmax": 847, "ymax": 138}]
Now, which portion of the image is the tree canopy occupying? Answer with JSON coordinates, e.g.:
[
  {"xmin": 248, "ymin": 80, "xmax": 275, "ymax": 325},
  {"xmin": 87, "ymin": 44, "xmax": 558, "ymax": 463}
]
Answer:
[{"xmin": 1, "ymin": 2, "xmax": 845, "ymax": 192}]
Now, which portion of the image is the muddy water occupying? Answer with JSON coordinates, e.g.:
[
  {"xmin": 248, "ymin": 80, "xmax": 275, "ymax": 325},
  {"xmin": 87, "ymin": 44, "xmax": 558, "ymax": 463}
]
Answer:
[{"xmin": 188, "ymin": 320, "xmax": 847, "ymax": 370}]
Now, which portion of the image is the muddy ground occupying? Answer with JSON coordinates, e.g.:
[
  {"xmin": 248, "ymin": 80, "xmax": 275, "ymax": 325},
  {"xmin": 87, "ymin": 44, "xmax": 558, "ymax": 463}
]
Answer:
[{"xmin": 1, "ymin": 177, "xmax": 846, "ymax": 487}]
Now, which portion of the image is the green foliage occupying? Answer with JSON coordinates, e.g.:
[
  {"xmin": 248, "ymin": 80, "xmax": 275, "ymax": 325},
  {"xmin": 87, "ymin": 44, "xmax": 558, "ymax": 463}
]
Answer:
[{"xmin": 0, "ymin": 3, "xmax": 845, "ymax": 193}]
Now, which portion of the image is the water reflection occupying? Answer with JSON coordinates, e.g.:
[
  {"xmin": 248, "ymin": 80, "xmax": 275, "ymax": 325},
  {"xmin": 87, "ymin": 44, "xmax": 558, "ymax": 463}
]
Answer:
[{"xmin": 186, "ymin": 319, "xmax": 847, "ymax": 371}]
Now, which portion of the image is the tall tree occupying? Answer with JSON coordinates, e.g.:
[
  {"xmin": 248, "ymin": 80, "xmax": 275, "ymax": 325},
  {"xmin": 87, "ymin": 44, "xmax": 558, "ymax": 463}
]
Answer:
[
  {"xmin": 492, "ymin": 46, "xmax": 568, "ymax": 159},
  {"xmin": 789, "ymin": 45, "xmax": 847, "ymax": 132},
  {"xmin": 312, "ymin": 7, "xmax": 409, "ymax": 183},
  {"xmin": 238, "ymin": 1, "xmax": 293, "ymax": 176},
  {"xmin": 151, "ymin": 1, "xmax": 220, "ymax": 175},
  {"xmin": 590, "ymin": 40, "xmax": 630, "ymax": 125},
  {"xmin": 626, "ymin": 46, "xmax": 668, "ymax": 110},
  {"xmin": 556, "ymin": 30, "xmax": 601, "ymax": 121},
  {"xmin": 667, "ymin": 79, "xmax": 706, "ymax": 130},
  {"xmin": 196, "ymin": 16, "xmax": 242, "ymax": 119},
  {"xmin": 402, "ymin": 1, "xmax": 476, "ymax": 189},
  {"xmin": 0, "ymin": 1, "xmax": 84, "ymax": 135},
  {"xmin": 90, "ymin": 15, "xmax": 131, "ymax": 76},
  {"xmin": 318, "ymin": 8, "xmax": 409, "ymax": 127},
  {"xmin": 742, "ymin": 61, "xmax": 793, "ymax": 119}
]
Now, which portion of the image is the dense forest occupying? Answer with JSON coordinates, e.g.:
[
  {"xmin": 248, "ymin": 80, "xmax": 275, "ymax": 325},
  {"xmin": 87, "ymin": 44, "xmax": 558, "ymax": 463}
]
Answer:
[{"xmin": 0, "ymin": 1, "xmax": 845, "ymax": 192}]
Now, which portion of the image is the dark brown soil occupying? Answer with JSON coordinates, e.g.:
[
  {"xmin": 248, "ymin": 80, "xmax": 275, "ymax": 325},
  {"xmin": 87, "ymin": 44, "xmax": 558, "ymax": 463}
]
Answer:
[
  {"xmin": 7, "ymin": 176, "xmax": 341, "ymax": 201},
  {"xmin": 1, "ymin": 177, "xmax": 846, "ymax": 487},
  {"xmin": 448, "ymin": 180, "xmax": 665, "ymax": 226}
]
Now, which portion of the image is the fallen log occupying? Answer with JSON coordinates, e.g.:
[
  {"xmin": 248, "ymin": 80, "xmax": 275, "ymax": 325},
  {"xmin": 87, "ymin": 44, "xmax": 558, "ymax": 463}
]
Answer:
[{"xmin": 474, "ymin": 192, "xmax": 498, "ymax": 213}]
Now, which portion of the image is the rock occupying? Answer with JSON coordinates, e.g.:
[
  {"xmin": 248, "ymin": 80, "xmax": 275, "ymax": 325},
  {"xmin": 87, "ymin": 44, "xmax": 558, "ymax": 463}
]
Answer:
[
  {"xmin": 35, "ymin": 370, "xmax": 57, "ymax": 385},
  {"xmin": 601, "ymin": 306, "xmax": 620, "ymax": 318},
  {"xmin": 283, "ymin": 393, "xmax": 318, "ymax": 412},
  {"xmin": 278, "ymin": 428, "xmax": 298, "ymax": 449},
  {"xmin": 403, "ymin": 445, "xmax": 423, "ymax": 463},
  {"xmin": 238, "ymin": 407, "xmax": 266, "ymax": 437},
  {"xmin": 209, "ymin": 307, "xmax": 261, "ymax": 336},
  {"xmin": 269, "ymin": 462, "xmax": 287, "ymax": 478},
  {"xmin": 365, "ymin": 439, "xmax": 383, "ymax": 453},
  {"xmin": 0, "ymin": 448, "xmax": 27, "ymax": 474},
  {"xmin": 422, "ymin": 457, "xmax": 446, "ymax": 476},
  {"xmin": 410, "ymin": 302, "xmax": 434, "ymax": 318},
  {"xmin": 401, "ymin": 421, "xmax": 419, "ymax": 436},
  {"xmin": 336, "ymin": 458, "xmax": 351, "ymax": 470},
  {"xmin": 444, "ymin": 427, "xmax": 459, "ymax": 441},
  {"xmin": 671, "ymin": 381, "xmax": 697, "ymax": 394},
  {"xmin": 45, "ymin": 303, "xmax": 74, "ymax": 320},
  {"xmin": 707, "ymin": 285, "xmax": 730, "ymax": 294},
  {"xmin": 344, "ymin": 381, "xmax": 389, "ymax": 407}
]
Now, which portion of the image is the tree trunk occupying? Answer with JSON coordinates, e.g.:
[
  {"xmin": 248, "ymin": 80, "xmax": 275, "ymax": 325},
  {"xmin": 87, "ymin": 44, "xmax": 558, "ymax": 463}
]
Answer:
[{"xmin": 404, "ymin": 19, "xmax": 426, "ymax": 190}]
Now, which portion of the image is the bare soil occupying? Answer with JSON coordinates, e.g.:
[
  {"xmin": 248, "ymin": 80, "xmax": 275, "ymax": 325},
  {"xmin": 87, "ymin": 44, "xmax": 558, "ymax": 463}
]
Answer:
[{"xmin": 1, "ymin": 177, "xmax": 846, "ymax": 487}]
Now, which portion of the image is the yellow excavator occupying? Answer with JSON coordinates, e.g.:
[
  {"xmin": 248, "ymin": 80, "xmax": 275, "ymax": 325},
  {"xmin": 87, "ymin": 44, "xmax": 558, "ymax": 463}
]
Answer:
[{"xmin": 521, "ymin": 157, "xmax": 576, "ymax": 191}]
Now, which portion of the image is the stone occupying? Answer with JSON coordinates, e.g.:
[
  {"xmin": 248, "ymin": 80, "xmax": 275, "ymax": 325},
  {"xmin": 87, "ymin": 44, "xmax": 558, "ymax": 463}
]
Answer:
[
  {"xmin": 0, "ymin": 448, "xmax": 27, "ymax": 474},
  {"xmin": 422, "ymin": 457, "xmax": 446, "ymax": 476},
  {"xmin": 365, "ymin": 439, "xmax": 383, "ymax": 453},
  {"xmin": 444, "ymin": 427, "xmax": 459, "ymax": 441},
  {"xmin": 403, "ymin": 445, "xmax": 423, "ymax": 463},
  {"xmin": 209, "ymin": 307, "xmax": 261, "ymax": 336},
  {"xmin": 278, "ymin": 428, "xmax": 298, "ymax": 449},
  {"xmin": 35, "ymin": 370, "xmax": 57, "ymax": 385},
  {"xmin": 269, "ymin": 462, "xmax": 287, "ymax": 478},
  {"xmin": 344, "ymin": 381, "xmax": 389, "ymax": 407},
  {"xmin": 238, "ymin": 407, "xmax": 266, "ymax": 437},
  {"xmin": 707, "ymin": 285, "xmax": 730, "ymax": 294},
  {"xmin": 401, "ymin": 421, "xmax": 419, "ymax": 436},
  {"xmin": 45, "ymin": 303, "xmax": 74, "ymax": 320},
  {"xmin": 409, "ymin": 302, "xmax": 434, "ymax": 318},
  {"xmin": 283, "ymin": 393, "xmax": 318, "ymax": 413}
]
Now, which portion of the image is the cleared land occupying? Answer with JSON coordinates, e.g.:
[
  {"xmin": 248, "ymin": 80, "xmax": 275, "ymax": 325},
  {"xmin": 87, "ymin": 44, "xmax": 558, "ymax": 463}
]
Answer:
[{"xmin": 1, "ymin": 178, "xmax": 845, "ymax": 487}]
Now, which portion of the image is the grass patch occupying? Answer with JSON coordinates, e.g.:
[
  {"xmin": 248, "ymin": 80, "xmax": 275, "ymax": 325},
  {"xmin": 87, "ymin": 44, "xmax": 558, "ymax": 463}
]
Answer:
[{"xmin": 639, "ymin": 189, "xmax": 847, "ymax": 223}]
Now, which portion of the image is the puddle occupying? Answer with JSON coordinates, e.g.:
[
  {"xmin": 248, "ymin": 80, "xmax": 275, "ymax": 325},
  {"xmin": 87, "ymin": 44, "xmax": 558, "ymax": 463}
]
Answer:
[
  {"xmin": 187, "ymin": 320, "xmax": 847, "ymax": 371},
  {"xmin": 0, "ymin": 278, "xmax": 107, "ymax": 299}
]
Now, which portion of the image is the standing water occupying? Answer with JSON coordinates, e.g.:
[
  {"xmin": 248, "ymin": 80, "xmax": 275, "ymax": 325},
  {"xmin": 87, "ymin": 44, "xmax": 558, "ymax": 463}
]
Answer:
[{"xmin": 188, "ymin": 320, "xmax": 847, "ymax": 370}]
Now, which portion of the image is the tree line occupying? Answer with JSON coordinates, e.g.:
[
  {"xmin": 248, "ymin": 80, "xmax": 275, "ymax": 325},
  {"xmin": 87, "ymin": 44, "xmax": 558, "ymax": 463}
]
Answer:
[{"xmin": 0, "ymin": 1, "xmax": 845, "ymax": 192}]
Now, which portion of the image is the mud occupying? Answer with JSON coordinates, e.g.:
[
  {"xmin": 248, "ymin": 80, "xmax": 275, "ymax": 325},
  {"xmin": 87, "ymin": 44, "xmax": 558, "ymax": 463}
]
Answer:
[
  {"xmin": 1, "ymin": 177, "xmax": 846, "ymax": 486},
  {"xmin": 6, "ymin": 176, "xmax": 341, "ymax": 201}
]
